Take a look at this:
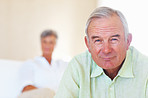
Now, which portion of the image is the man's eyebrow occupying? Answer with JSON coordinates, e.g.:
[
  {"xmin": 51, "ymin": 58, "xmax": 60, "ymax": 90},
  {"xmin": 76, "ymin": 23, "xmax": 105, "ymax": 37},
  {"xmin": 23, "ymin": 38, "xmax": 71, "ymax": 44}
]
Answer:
[
  {"xmin": 91, "ymin": 36, "xmax": 100, "ymax": 39},
  {"xmin": 91, "ymin": 34, "xmax": 120, "ymax": 39},
  {"xmin": 111, "ymin": 34, "xmax": 120, "ymax": 38}
]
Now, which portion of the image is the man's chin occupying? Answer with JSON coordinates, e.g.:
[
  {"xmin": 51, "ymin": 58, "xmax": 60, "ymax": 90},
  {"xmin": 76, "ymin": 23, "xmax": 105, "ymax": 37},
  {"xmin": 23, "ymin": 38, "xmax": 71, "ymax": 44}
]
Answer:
[{"xmin": 101, "ymin": 62, "xmax": 116, "ymax": 69}]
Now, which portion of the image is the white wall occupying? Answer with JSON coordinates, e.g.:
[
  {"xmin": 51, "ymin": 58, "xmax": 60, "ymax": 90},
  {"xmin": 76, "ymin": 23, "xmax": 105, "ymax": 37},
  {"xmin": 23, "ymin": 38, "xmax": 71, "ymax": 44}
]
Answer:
[
  {"xmin": 98, "ymin": 0, "xmax": 148, "ymax": 56},
  {"xmin": 0, "ymin": 0, "xmax": 97, "ymax": 61}
]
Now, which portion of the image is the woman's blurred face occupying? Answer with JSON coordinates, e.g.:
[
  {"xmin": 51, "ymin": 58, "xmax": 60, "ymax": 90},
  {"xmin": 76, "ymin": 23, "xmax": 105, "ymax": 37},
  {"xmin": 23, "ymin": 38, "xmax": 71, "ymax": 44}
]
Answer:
[{"xmin": 41, "ymin": 35, "xmax": 56, "ymax": 55}]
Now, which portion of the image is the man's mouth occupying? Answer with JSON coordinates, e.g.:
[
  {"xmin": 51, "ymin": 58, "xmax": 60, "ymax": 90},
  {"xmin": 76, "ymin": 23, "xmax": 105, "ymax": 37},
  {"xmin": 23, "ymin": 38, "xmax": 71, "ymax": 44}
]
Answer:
[{"xmin": 101, "ymin": 56, "xmax": 115, "ymax": 60}]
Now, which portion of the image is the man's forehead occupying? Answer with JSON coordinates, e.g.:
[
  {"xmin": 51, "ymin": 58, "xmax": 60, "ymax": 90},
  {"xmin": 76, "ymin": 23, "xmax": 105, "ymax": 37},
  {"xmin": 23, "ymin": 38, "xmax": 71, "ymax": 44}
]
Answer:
[
  {"xmin": 87, "ymin": 16, "xmax": 124, "ymax": 36},
  {"xmin": 89, "ymin": 15, "xmax": 122, "ymax": 27}
]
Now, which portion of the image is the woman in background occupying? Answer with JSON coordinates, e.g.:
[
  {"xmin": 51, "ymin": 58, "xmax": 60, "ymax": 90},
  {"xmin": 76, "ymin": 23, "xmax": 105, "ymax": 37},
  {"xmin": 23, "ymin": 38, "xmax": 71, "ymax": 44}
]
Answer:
[{"xmin": 19, "ymin": 30, "xmax": 68, "ymax": 98}]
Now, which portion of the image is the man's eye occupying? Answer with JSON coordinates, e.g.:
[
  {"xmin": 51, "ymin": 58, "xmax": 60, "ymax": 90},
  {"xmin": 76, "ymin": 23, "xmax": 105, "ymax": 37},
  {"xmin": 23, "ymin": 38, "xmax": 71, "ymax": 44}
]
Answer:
[
  {"xmin": 95, "ymin": 40, "xmax": 101, "ymax": 42},
  {"xmin": 111, "ymin": 38, "xmax": 118, "ymax": 41},
  {"xmin": 110, "ymin": 38, "xmax": 119, "ymax": 44}
]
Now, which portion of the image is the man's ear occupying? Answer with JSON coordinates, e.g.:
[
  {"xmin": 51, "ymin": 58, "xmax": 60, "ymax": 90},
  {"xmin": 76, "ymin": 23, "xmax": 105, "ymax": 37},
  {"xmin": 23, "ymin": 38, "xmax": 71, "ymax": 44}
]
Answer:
[
  {"xmin": 126, "ymin": 33, "xmax": 132, "ymax": 50},
  {"xmin": 85, "ymin": 36, "xmax": 91, "ymax": 52}
]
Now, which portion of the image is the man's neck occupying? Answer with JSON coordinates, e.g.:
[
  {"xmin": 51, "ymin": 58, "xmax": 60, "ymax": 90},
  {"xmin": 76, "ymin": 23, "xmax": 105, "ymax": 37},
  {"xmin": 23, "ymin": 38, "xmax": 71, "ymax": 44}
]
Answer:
[
  {"xmin": 103, "ymin": 59, "xmax": 125, "ymax": 80},
  {"xmin": 43, "ymin": 54, "xmax": 52, "ymax": 64},
  {"xmin": 103, "ymin": 65, "xmax": 122, "ymax": 80}
]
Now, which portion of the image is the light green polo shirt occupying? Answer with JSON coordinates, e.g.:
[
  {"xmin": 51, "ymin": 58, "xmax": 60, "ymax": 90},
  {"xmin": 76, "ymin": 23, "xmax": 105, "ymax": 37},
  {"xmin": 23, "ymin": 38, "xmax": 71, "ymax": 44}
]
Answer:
[{"xmin": 55, "ymin": 46, "xmax": 148, "ymax": 98}]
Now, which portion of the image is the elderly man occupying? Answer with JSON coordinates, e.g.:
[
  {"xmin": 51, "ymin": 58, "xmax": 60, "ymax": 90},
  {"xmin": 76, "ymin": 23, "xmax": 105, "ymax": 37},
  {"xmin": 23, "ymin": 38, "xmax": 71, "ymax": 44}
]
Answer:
[
  {"xmin": 19, "ymin": 30, "xmax": 68, "ymax": 97},
  {"xmin": 55, "ymin": 7, "xmax": 148, "ymax": 98}
]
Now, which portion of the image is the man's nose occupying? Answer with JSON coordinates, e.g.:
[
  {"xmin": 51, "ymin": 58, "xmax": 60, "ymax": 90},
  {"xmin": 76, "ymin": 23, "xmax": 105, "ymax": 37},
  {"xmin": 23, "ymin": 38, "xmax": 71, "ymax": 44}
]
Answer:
[{"xmin": 102, "ymin": 42, "xmax": 112, "ymax": 54}]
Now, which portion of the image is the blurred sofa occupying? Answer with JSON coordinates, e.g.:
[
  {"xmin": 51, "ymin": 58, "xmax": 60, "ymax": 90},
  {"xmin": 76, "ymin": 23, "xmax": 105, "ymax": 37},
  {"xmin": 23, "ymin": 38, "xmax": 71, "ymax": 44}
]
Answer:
[{"xmin": 0, "ymin": 59, "xmax": 23, "ymax": 98}]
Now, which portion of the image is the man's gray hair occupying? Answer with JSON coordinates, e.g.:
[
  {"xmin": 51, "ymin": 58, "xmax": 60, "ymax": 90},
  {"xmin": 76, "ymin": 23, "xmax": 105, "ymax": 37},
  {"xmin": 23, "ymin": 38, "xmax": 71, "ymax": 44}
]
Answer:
[
  {"xmin": 85, "ymin": 7, "xmax": 129, "ymax": 41},
  {"xmin": 40, "ymin": 30, "xmax": 58, "ymax": 39}
]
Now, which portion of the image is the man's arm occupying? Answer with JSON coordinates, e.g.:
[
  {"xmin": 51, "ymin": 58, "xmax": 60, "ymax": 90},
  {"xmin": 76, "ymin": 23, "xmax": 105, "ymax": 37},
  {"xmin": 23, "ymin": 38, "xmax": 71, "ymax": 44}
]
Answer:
[{"xmin": 54, "ymin": 58, "xmax": 80, "ymax": 98}]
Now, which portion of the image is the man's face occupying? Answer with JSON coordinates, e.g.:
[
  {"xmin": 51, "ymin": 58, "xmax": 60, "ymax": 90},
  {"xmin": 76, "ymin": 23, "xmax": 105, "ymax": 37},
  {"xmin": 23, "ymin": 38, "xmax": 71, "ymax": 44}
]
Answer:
[
  {"xmin": 85, "ymin": 15, "xmax": 131, "ymax": 70},
  {"xmin": 41, "ymin": 35, "xmax": 56, "ymax": 55}
]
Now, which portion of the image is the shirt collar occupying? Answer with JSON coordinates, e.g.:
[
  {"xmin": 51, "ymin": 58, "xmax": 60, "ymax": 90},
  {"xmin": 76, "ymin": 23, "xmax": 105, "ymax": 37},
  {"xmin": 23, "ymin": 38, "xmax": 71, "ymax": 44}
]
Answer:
[
  {"xmin": 90, "ymin": 58, "xmax": 104, "ymax": 78},
  {"xmin": 118, "ymin": 47, "xmax": 134, "ymax": 78},
  {"xmin": 90, "ymin": 46, "xmax": 134, "ymax": 78},
  {"xmin": 34, "ymin": 56, "xmax": 55, "ymax": 66}
]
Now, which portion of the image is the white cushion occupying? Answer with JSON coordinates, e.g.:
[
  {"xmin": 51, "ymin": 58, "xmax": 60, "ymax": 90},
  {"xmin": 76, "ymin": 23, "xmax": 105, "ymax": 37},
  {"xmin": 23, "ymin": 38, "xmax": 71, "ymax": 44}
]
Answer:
[{"xmin": 0, "ymin": 59, "xmax": 23, "ymax": 98}]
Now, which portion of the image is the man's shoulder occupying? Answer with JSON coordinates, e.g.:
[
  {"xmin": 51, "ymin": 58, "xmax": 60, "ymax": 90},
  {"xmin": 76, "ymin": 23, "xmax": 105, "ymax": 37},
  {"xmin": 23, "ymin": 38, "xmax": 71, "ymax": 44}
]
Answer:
[
  {"xmin": 72, "ymin": 50, "xmax": 91, "ymax": 61},
  {"xmin": 131, "ymin": 46, "xmax": 148, "ymax": 65},
  {"xmin": 136, "ymin": 52, "xmax": 148, "ymax": 71},
  {"xmin": 69, "ymin": 50, "xmax": 92, "ymax": 68},
  {"xmin": 75, "ymin": 50, "xmax": 91, "ymax": 59},
  {"xmin": 130, "ymin": 46, "xmax": 148, "ymax": 74}
]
